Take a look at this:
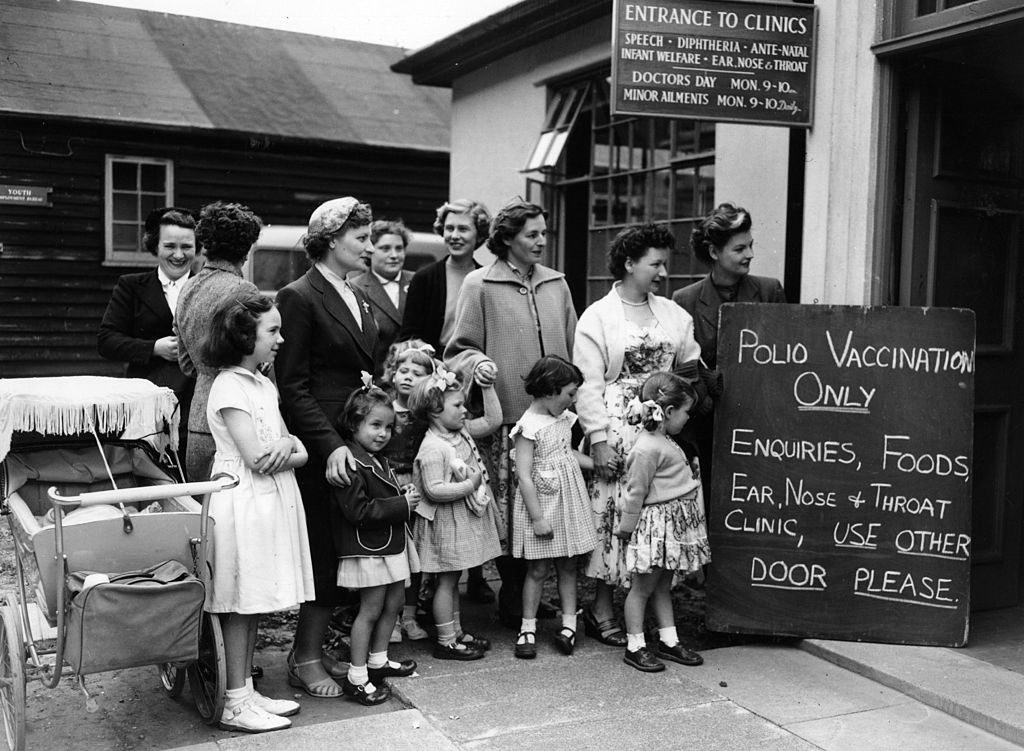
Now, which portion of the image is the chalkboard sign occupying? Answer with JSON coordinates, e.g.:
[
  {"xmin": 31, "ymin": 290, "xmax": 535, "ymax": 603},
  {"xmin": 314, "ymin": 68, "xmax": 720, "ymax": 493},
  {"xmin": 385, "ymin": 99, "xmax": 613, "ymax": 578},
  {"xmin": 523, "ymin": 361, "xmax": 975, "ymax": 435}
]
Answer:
[
  {"xmin": 705, "ymin": 305, "xmax": 975, "ymax": 646},
  {"xmin": 611, "ymin": 0, "xmax": 816, "ymax": 127}
]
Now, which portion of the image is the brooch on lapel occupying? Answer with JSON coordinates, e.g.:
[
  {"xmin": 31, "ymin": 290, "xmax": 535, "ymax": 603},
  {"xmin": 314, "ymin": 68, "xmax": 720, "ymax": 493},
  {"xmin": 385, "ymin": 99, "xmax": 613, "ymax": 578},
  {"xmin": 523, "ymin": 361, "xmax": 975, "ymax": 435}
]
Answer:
[{"xmin": 362, "ymin": 301, "xmax": 370, "ymax": 314}]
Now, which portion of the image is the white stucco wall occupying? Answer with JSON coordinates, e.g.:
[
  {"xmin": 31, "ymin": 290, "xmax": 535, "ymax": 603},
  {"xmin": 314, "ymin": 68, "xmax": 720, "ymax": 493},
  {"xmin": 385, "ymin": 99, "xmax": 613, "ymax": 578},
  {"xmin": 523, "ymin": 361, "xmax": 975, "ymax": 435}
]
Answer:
[
  {"xmin": 448, "ymin": 17, "xmax": 611, "ymax": 218},
  {"xmin": 440, "ymin": 1, "xmax": 883, "ymax": 305},
  {"xmin": 715, "ymin": 124, "xmax": 790, "ymax": 285},
  {"xmin": 800, "ymin": 0, "xmax": 882, "ymax": 305}
]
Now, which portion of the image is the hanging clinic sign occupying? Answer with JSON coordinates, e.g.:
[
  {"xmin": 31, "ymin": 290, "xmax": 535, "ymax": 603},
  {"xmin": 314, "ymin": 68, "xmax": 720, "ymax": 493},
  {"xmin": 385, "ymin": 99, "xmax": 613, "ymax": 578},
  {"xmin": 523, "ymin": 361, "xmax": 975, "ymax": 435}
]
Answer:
[{"xmin": 611, "ymin": 0, "xmax": 817, "ymax": 127}]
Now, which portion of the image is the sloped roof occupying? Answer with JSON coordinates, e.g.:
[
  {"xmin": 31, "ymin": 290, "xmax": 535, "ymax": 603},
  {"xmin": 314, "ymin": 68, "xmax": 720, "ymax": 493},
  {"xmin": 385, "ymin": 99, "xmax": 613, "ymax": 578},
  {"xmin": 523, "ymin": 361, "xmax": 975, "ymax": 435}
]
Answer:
[
  {"xmin": 0, "ymin": 0, "xmax": 450, "ymax": 151},
  {"xmin": 392, "ymin": 0, "xmax": 610, "ymax": 87}
]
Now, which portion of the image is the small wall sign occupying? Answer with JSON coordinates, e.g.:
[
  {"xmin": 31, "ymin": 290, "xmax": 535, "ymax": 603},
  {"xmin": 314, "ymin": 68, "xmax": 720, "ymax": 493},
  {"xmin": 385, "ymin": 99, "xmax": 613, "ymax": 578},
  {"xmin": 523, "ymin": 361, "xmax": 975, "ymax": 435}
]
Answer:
[{"xmin": 0, "ymin": 185, "xmax": 53, "ymax": 207}]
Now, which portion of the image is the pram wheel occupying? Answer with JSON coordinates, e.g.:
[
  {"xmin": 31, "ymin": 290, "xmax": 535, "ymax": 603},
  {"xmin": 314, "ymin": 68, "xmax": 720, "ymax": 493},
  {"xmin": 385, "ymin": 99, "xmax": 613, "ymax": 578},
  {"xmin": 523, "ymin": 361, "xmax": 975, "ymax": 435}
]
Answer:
[
  {"xmin": 158, "ymin": 662, "xmax": 187, "ymax": 698},
  {"xmin": 187, "ymin": 612, "xmax": 225, "ymax": 724},
  {"xmin": 0, "ymin": 596, "xmax": 26, "ymax": 751}
]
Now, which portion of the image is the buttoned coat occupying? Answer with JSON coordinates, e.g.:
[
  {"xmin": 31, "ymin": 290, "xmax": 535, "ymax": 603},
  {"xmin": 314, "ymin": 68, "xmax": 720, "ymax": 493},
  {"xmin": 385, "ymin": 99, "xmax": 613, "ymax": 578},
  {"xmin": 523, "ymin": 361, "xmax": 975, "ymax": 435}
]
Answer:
[
  {"xmin": 350, "ymin": 268, "xmax": 414, "ymax": 371},
  {"xmin": 175, "ymin": 259, "xmax": 257, "ymax": 434},
  {"xmin": 97, "ymin": 269, "xmax": 193, "ymax": 394},
  {"xmin": 329, "ymin": 442, "xmax": 412, "ymax": 559},
  {"xmin": 276, "ymin": 265, "xmax": 379, "ymax": 600},
  {"xmin": 672, "ymin": 274, "xmax": 786, "ymax": 369},
  {"xmin": 444, "ymin": 261, "xmax": 577, "ymax": 425}
]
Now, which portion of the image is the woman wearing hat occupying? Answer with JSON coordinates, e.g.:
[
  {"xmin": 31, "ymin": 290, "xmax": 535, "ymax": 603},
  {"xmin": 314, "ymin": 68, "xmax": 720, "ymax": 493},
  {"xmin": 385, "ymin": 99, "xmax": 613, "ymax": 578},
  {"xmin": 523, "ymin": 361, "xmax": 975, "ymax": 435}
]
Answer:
[
  {"xmin": 98, "ymin": 206, "xmax": 199, "ymax": 464},
  {"xmin": 275, "ymin": 197, "xmax": 378, "ymax": 700}
]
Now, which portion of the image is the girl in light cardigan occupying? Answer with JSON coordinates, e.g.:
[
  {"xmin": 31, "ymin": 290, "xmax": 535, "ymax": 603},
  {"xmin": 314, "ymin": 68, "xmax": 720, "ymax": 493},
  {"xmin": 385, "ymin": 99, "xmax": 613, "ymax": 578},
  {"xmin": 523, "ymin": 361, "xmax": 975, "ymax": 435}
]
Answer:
[
  {"xmin": 572, "ymin": 223, "xmax": 701, "ymax": 648},
  {"xmin": 615, "ymin": 372, "xmax": 708, "ymax": 673}
]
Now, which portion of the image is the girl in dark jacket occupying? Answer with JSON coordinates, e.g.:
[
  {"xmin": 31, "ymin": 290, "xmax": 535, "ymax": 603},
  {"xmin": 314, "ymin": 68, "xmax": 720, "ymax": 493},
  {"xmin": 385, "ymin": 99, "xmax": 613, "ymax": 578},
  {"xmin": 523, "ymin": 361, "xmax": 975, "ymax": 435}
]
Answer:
[{"xmin": 329, "ymin": 377, "xmax": 421, "ymax": 706}]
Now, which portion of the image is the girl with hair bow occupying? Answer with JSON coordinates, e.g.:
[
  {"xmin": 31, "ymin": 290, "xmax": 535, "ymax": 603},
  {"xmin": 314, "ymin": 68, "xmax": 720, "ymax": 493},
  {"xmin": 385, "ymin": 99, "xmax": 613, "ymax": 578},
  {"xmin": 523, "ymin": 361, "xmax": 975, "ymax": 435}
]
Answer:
[
  {"xmin": 407, "ymin": 366, "xmax": 503, "ymax": 661},
  {"xmin": 380, "ymin": 339, "xmax": 438, "ymax": 642},
  {"xmin": 615, "ymin": 371, "xmax": 709, "ymax": 673}
]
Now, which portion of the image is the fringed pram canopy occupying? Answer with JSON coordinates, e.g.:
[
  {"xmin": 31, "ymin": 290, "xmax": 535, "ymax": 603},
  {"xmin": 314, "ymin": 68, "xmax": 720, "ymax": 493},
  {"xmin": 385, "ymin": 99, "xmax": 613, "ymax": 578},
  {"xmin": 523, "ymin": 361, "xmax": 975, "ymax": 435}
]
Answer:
[{"xmin": 0, "ymin": 377, "xmax": 179, "ymax": 461}]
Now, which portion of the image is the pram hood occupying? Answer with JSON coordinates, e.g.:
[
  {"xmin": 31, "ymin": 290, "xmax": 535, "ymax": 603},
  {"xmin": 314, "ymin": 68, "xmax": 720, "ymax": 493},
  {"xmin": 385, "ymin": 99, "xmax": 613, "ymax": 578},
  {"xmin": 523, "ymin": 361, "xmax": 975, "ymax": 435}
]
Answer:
[{"xmin": 0, "ymin": 376, "xmax": 180, "ymax": 461}]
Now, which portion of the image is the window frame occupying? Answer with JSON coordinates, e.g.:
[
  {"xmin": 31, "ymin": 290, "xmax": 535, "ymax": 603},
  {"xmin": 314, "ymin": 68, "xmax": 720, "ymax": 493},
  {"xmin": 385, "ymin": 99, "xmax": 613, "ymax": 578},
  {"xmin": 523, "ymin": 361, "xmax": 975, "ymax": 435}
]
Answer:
[
  {"xmin": 103, "ymin": 154, "xmax": 174, "ymax": 267},
  {"xmin": 526, "ymin": 72, "xmax": 716, "ymax": 307},
  {"xmin": 875, "ymin": 0, "xmax": 1024, "ymax": 57}
]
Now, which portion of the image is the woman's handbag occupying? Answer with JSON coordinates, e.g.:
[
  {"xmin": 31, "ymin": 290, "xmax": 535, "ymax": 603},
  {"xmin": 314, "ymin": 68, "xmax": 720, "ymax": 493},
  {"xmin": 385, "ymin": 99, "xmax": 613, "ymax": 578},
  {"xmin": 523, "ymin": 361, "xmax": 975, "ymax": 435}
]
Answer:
[{"xmin": 64, "ymin": 560, "xmax": 205, "ymax": 674}]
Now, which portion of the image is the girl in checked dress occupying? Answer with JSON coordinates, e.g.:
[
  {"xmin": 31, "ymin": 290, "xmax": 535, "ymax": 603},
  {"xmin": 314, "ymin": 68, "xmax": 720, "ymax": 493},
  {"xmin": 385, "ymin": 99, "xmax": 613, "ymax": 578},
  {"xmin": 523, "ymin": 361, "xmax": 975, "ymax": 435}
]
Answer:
[{"xmin": 510, "ymin": 356, "xmax": 597, "ymax": 659}]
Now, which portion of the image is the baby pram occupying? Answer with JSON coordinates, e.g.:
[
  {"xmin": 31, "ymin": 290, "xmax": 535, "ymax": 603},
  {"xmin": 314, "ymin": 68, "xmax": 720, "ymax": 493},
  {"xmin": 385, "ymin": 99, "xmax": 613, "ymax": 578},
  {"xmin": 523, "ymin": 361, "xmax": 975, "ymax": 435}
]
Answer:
[{"xmin": 0, "ymin": 376, "xmax": 237, "ymax": 751}]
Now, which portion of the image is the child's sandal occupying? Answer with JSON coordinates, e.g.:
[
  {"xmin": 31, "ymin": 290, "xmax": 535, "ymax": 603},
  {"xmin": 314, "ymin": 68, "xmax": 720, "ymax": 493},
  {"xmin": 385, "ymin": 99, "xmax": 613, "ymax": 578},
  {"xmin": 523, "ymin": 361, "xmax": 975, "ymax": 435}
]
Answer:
[
  {"xmin": 553, "ymin": 627, "xmax": 576, "ymax": 656},
  {"xmin": 514, "ymin": 631, "xmax": 537, "ymax": 660}
]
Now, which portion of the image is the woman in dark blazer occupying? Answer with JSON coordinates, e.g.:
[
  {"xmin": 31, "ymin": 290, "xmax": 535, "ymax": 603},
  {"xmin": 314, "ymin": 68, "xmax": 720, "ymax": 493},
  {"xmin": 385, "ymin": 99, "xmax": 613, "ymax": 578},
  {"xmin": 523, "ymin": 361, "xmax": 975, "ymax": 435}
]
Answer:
[
  {"xmin": 276, "ymin": 196, "xmax": 377, "ymax": 699},
  {"xmin": 397, "ymin": 198, "xmax": 489, "ymax": 352},
  {"xmin": 97, "ymin": 206, "xmax": 198, "ymax": 460},
  {"xmin": 349, "ymin": 219, "xmax": 416, "ymax": 373},
  {"xmin": 672, "ymin": 202, "xmax": 786, "ymax": 500}
]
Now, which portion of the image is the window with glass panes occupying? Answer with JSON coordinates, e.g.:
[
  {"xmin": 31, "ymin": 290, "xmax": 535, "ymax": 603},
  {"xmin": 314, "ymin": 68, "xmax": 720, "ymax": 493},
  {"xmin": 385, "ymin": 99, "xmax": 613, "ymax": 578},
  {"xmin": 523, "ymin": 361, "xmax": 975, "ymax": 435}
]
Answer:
[
  {"xmin": 105, "ymin": 155, "xmax": 173, "ymax": 265},
  {"xmin": 526, "ymin": 75, "xmax": 715, "ymax": 307}
]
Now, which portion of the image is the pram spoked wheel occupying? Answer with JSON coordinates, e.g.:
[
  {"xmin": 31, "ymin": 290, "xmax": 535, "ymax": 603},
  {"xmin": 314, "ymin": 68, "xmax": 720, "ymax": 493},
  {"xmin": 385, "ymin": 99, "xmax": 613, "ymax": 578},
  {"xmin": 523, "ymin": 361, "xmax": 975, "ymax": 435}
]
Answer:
[
  {"xmin": 0, "ymin": 594, "xmax": 26, "ymax": 751},
  {"xmin": 187, "ymin": 611, "xmax": 225, "ymax": 724},
  {"xmin": 158, "ymin": 661, "xmax": 187, "ymax": 698}
]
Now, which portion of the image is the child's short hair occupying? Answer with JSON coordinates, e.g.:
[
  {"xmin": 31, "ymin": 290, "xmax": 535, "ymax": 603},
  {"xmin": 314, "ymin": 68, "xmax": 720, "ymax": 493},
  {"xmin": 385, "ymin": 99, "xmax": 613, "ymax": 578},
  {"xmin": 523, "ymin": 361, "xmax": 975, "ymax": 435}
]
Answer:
[
  {"xmin": 202, "ymin": 292, "xmax": 275, "ymax": 368},
  {"xmin": 381, "ymin": 339, "xmax": 438, "ymax": 385},
  {"xmin": 407, "ymin": 367, "xmax": 464, "ymax": 421},
  {"xmin": 336, "ymin": 380, "xmax": 393, "ymax": 440},
  {"xmin": 523, "ymin": 355, "xmax": 583, "ymax": 398},
  {"xmin": 637, "ymin": 372, "xmax": 697, "ymax": 431}
]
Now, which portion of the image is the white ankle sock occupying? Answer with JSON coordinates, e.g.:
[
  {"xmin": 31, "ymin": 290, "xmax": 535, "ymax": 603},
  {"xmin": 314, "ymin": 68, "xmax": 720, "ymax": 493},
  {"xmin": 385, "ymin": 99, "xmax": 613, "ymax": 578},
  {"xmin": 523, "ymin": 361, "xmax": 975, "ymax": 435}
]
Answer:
[
  {"xmin": 626, "ymin": 632, "xmax": 646, "ymax": 651},
  {"xmin": 658, "ymin": 626, "xmax": 679, "ymax": 647},
  {"xmin": 225, "ymin": 685, "xmax": 249, "ymax": 708},
  {"xmin": 367, "ymin": 651, "xmax": 388, "ymax": 669}
]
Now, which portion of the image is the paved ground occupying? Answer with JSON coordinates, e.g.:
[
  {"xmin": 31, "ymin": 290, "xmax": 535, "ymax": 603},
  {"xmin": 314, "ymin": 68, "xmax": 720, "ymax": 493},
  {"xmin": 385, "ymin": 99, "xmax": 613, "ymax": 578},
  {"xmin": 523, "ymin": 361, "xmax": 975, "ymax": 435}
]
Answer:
[{"xmin": 10, "ymin": 569, "xmax": 1024, "ymax": 750}]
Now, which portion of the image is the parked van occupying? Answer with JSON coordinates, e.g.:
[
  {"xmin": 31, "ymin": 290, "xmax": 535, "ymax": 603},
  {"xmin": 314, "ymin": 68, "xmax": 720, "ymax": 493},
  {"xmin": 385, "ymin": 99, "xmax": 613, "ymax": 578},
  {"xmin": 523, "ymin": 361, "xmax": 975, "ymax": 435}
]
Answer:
[{"xmin": 244, "ymin": 225, "xmax": 446, "ymax": 296}]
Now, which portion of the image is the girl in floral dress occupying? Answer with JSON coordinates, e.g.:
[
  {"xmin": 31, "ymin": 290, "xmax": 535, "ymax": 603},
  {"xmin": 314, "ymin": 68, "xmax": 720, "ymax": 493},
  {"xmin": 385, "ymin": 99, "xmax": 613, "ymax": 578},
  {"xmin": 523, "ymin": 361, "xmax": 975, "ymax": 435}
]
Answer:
[
  {"xmin": 615, "ymin": 372, "xmax": 709, "ymax": 672},
  {"xmin": 573, "ymin": 224, "xmax": 701, "ymax": 646}
]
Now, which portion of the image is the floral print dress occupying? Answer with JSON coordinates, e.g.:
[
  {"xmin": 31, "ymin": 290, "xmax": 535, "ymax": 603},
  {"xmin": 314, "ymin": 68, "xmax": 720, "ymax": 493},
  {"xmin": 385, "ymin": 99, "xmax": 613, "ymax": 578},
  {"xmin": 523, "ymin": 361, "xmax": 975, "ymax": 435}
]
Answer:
[{"xmin": 585, "ymin": 320, "xmax": 676, "ymax": 587}]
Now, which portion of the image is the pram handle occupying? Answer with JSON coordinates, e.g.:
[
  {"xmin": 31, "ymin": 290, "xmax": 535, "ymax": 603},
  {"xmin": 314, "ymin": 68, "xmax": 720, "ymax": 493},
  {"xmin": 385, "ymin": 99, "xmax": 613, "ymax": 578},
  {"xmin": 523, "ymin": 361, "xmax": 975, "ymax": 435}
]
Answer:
[{"xmin": 47, "ymin": 472, "xmax": 239, "ymax": 507}]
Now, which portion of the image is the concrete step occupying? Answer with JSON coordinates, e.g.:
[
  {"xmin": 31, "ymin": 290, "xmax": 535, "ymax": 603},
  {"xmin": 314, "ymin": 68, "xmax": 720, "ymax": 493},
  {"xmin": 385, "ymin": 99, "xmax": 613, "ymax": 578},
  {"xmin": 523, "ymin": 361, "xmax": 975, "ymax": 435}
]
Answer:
[{"xmin": 802, "ymin": 639, "xmax": 1024, "ymax": 748}]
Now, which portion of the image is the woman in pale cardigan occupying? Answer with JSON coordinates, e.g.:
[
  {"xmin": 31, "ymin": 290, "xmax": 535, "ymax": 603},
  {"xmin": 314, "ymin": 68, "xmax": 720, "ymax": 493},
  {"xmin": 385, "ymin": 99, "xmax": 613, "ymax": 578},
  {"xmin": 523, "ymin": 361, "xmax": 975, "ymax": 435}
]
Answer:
[
  {"xmin": 573, "ymin": 223, "xmax": 700, "ymax": 647},
  {"xmin": 444, "ymin": 199, "xmax": 577, "ymax": 625}
]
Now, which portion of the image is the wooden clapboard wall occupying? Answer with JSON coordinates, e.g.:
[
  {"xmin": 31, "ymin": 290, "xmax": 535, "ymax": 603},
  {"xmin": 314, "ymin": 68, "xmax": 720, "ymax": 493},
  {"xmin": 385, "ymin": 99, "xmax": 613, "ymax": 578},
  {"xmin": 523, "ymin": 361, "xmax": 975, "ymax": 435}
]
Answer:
[{"xmin": 0, "ymin": 118, "xmax": 448, "ymax": 377}]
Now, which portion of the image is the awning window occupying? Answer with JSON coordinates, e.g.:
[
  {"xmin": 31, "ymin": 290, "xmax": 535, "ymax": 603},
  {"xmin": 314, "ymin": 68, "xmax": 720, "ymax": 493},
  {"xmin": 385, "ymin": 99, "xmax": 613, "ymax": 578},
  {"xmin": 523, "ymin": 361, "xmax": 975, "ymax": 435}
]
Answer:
[{"xmin": 523, "ymin": 82, "xmax": 591, "ymax": 173}]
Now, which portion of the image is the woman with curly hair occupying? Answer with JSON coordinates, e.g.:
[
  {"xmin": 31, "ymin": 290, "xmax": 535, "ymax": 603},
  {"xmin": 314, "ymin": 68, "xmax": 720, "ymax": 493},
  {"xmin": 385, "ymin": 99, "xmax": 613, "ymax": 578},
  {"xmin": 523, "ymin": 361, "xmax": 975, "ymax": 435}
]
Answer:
[
  {"xmin": 671, "ymin": 202, "xmax": 785, "ymax": 498},
  {"xmin": 573, "ymin": 223, "xmax": 700, "ymax": 647},
  {"xmin": 398, "ymin": 198, "xmax": 490, "ymax": 353},
  {"xmin": 444, "ymin": 198, "xmax": 577, "ymax": 625},
  {"xmin": 176, "ymin": 201, "xmax": 262, "ymax": 482}
]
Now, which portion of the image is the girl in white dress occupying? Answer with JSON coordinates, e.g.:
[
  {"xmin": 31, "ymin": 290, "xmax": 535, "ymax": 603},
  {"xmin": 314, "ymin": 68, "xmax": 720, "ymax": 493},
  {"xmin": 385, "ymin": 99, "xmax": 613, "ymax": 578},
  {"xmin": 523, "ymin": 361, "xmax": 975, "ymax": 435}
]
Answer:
[{"xmin": 203, "ymin": 292, "xmax": 315, "ymax": 734}]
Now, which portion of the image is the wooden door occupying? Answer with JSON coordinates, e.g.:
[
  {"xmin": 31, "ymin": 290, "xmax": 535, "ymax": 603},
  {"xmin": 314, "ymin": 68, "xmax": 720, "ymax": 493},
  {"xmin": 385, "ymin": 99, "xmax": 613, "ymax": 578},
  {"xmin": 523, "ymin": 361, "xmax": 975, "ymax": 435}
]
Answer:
[{"xmin": 901, "ymin": 56, "xmax": 1024, "ymax": 610}]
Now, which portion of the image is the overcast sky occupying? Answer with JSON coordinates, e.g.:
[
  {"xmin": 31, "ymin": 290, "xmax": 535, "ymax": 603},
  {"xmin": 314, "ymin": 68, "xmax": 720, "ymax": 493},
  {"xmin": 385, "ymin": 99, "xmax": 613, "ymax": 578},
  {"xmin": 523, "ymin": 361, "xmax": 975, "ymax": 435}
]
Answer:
[{"xmin": 74, "ymin": 0, "xmax": 519, "ymax": 49}]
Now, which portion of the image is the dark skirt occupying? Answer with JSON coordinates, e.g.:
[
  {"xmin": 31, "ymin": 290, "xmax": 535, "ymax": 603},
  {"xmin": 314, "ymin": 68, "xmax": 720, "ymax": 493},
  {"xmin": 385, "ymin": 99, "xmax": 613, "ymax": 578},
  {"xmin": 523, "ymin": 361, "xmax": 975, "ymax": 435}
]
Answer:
[{"xmin": 295, "ymin": 461, "xmax": 348, "ymax": 605}]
